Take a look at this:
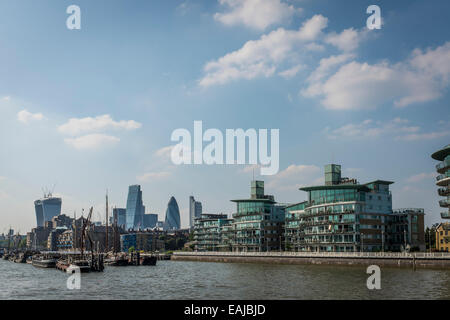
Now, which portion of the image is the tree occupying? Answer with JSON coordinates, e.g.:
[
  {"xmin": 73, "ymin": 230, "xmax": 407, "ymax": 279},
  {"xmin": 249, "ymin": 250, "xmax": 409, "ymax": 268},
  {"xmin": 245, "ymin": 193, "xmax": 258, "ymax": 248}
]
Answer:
[
  {"xmin": 128, "ymin": 246, "xmax": 135, "ymax": 253},
  {"xmin": 18, "ymin": 238, "xmax": 27, "ymax": 249}
]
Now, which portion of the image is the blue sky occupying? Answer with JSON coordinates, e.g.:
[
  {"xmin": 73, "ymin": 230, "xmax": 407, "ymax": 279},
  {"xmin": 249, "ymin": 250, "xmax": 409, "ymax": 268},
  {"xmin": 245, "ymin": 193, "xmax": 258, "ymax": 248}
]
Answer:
[{"xmin": 0, "ymin": 0, "xmax": 449, "ymax": 233}]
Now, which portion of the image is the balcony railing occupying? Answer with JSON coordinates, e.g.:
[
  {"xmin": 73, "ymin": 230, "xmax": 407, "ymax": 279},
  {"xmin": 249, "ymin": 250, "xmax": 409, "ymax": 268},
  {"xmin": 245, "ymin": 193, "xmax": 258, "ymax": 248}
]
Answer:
[
  {"xmin": 438, "ymin": 188, "xmax": 450, "ymax": 197},
  {"xmin": 436, "ymin": 159, "xmax": 450, "ymax": 173},
  {"xmin": 439, "ymin": 199, "xmax": 450, "ymax": 208},
  {"xmin": 174, "ymin": 251, "xmax": 450, "ymax": 260},
  {"xmin": 441, "ymin": 212, "xmax": 450, "ymax": 219}
]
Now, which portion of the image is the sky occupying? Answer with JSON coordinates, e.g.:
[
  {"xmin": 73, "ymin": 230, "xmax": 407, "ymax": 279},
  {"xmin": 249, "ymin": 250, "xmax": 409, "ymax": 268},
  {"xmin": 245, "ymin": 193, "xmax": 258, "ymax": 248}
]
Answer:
[{"xmin": 0, "ymin": 0, "xmax": 449, "ymax": 233}]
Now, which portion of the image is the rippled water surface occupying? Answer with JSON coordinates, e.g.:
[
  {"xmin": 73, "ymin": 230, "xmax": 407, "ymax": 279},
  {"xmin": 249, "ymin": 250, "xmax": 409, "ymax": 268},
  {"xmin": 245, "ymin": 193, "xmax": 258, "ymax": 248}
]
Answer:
[{"xmin": 1, "ymin": 259, "xmax": 449, "ymax": 299}]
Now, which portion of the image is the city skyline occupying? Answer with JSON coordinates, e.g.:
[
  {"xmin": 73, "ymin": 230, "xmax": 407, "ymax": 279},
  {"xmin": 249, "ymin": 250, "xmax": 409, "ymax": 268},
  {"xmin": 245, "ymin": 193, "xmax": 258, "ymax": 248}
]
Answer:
[{"xmin": 0, "ymin": 0, "xmax": 449, "ymax": 233}]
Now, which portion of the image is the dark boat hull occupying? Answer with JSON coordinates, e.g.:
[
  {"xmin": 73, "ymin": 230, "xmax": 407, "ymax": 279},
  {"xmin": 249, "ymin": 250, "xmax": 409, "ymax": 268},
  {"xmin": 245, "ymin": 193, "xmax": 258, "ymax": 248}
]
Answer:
[{"xmin": 140, "ymin": 256, "xmax": 157, "ymax": 266}]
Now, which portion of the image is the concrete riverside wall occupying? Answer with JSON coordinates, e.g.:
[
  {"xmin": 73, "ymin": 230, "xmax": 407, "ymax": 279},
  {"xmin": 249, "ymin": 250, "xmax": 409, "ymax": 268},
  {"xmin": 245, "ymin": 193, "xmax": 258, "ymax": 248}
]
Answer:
[{"xmin": 171, "ymin": 253, "xmax": 450, "ymax": 269}]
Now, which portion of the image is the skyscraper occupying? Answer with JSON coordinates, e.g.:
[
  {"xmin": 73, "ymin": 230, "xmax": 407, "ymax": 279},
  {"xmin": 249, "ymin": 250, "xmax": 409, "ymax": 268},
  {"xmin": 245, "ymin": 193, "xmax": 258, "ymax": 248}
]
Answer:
[
  {"xmin": 189, "ymin": 196, "xmax": 202, "ymax": 229},
  {"xmin": 164, "ymin": 196, "xmax": 181, "ymax": 231},
  {"xmin": 112, "ymin": 208, "xmax": 127, "ymax": 228},
  {"xmin": 34, "ymin": 194, "xmax": 62, "ymax": 227},
  {"xmin": 125, "ymin": 185, "xmax": 145, "ymax": 230},
  {"xmin": 143, "ymin": 213, "xmax": 158, "ymax": 229}
]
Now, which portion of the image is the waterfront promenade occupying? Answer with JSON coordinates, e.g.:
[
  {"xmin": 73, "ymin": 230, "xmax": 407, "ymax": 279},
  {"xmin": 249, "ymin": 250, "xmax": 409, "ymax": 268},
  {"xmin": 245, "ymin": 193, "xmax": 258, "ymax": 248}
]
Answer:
[{"xmin": 172, "ymin": 251, "xmax": 450, "ymax": 269}]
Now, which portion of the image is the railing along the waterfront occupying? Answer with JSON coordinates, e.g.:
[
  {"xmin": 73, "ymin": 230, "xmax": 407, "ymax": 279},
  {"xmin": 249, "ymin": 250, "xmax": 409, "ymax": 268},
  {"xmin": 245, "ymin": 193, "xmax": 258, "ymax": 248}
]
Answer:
[{"xmin": 173, "ymin": 251, "xmax": 450, "ymax": 259}]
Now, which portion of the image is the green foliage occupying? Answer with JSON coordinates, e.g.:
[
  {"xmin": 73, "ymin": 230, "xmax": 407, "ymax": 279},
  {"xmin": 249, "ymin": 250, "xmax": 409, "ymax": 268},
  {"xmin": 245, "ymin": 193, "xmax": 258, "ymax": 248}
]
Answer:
[
  {"xmin": 18, "ymin": 238, "xmax": 27, "ymax": 249},
  {"xmin": 128, "ymin": 246, "xmax": 135, "ymax": 253}
]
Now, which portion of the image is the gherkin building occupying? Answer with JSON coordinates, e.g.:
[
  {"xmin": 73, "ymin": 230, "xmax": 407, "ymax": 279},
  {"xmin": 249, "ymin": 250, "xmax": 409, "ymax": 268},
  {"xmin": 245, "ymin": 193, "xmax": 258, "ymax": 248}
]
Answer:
[{"xmin": 164, "ymin": 196, "xmax": 181, "ymax": 231}]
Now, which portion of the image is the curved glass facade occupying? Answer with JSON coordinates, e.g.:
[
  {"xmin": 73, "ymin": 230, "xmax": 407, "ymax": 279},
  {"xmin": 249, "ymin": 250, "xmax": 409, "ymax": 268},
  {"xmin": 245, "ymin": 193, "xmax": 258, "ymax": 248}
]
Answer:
[
  {"xmin": 126, "ymin": 185, "xmax": 145, "ymax": 230},
  {"xmin": 433, "ymin": 145, "xmax": 450, "ymax": 220},
  {"xmin": 34, "ymin": 196, "xmax": 62, "ymax": 227},
  {"xmin": 164, "ymin": 196, "xmax": 181, "ymax": 231}
]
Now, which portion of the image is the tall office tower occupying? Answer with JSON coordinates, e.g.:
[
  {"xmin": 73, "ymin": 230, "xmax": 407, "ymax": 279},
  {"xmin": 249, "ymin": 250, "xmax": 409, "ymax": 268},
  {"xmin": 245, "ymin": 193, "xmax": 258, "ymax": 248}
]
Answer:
[
  {"xmin": 112, "ymin": 208, "xmax": 127, "ymax": 228},
  {"xmin": 164, "ymin": 196, "xmax": 181, "ymax": 231},
  {"xmin": 433, "ymin": 145, "xmax": 450, "ymax": 220},
  {"xmin": 125, "ymin": 185, "xmax": 145, "ymax": 230},
  {"xmin": 34, "ymin": 193, "xmax": 62, "ymax": 227},
  {"xmin": 143, "ymin": 213, "xmax": 158, "ymax": 229},
  {"xmin": 189, "ymin": 196, "xmax": 202, "ymax": 229}
]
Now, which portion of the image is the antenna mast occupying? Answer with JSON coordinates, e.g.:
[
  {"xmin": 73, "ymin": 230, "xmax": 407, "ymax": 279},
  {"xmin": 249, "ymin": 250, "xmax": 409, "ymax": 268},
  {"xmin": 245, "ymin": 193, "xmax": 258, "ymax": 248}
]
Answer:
[{"xmin": 105, "ymin": 190, "xmax": 109, "ymax": 253}]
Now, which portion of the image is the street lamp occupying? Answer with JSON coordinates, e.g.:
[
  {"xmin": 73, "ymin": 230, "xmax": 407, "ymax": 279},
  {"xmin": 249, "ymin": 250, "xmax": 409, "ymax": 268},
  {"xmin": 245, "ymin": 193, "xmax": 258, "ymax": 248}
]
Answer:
[
  {"xmin": 361, "ymin": 232, "xmax": 364, "ymax": 253},
  {"xmin": 382, "ymin": 230, "xmax": 384, "ymax": 253},
  {"xmin": 404, "ymin": 229, "xmax": 407, "ymax": 252}
]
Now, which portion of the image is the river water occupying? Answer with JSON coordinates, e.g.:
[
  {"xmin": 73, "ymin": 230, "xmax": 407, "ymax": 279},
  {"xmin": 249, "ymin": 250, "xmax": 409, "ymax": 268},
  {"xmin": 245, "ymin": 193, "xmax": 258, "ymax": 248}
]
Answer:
[{"xmin": 1, "ymin": 258, "xmax": 449, "ymax": 299}]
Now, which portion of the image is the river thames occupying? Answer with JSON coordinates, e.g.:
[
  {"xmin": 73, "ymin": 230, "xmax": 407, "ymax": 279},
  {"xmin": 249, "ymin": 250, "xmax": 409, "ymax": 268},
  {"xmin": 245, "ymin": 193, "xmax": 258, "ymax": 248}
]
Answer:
[{"xmin": 1, "ymin": 259, "xmax": 450, "ymax": 299}]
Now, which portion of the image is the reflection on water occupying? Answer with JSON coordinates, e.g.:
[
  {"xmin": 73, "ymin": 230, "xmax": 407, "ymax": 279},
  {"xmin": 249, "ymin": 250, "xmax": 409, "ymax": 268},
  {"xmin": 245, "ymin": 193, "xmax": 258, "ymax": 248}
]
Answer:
[{"xmin": 1, "ymin": 259, "xmax": 449, "ymax": 300}]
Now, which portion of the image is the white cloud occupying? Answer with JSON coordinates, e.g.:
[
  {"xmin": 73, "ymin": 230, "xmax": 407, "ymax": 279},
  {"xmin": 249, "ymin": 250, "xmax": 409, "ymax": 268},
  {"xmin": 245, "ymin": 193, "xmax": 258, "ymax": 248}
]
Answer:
[
  {"xmin": 64, "ymin": 134, "xmax": 120, "ymax": 150},
  {"xmin": 396, "ymin": 130, "xmax": 450, "ymax": 141},
  {"xmin": 304, "ymin": 53, "xmax": 354, "ymax": 87},
  {"xmin": 266, "ymin": 164, "xmax": 321, "ymax": 190},
  {"xmin": 58, "ymin": 114, "xmax": 142, "ymax": 136},
  {"xmin": 278, "ymin": 64, "xmax": 304, "ymax": 79},
  {"xmin": 406, "ymin": 172, "xmax": 435, "ymax": 183},
  {"xmin": 137, "ymin": 171, "xmax": 172, "ymax": 182},
  {"xmin": 199, "ymin": 15, "xmax": 328, "ymax": 87},
  {"xmin": 214, "ymin": 0, "xmax": 299, "ymax": 30},
  {"xmin": 0, "ymin": 190, "xmax": 10, "ymax": 200},
  {"xmin": 325, "ymin": 28, "xmax": 361, "ymax": 52},
  {"xmin": 325, "ymin": 118, "xmax": 448, "ymax": 142},
  {"xmin": 155, "ymin": 145, "xmax": 174, "ymax": 159},
  {"xmin": 303, "ymin": 42, "xmax": 450, "ymax": 110},
  {"xmin": 17, "ymin": 109, "xmax": 45, "ymax": 124}
]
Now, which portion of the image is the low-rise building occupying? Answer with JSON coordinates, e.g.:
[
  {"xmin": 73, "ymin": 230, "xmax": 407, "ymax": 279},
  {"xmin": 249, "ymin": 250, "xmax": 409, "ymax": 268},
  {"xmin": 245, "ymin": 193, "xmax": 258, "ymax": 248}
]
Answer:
[
  {"xmin": 436, "ymin": 223, "xmax": 450, "ymax": 252},
  {"xmin": 194, "ymin": 214, "xmax": 232, "ymax": 251},
  {"xmin": 120, "ymin": 232, "xmax": 164, "ymax": 252}
]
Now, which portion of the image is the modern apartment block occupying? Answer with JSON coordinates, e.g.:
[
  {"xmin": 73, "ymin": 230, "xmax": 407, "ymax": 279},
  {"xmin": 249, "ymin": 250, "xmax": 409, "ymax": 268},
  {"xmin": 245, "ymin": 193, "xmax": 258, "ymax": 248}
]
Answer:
[
  {"xmin": 231, "ymin": 181, "xmax": 285, "ymax": 252},
  {"xmin": 189, "ymin": 196, "xmax": 203, "ymax": 229},
  {"xmin": 287, "ymin": 164, "xmax": 425, "ymax": 252},
  {"xmin": 432, "ymin": 145, "xmax": 450, "ymax": 251},
  {"xmin": 193, "ymin": 213, "xmax": 232, "ymax": 251},
  {"xmin": 192, "ymin": 164, "xmax": 426, "ymax": 253}
]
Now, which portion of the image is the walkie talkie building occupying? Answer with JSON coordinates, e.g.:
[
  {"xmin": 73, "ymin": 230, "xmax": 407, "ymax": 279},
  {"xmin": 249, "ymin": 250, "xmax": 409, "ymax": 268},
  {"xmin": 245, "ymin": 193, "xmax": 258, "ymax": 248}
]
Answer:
[{"xmin": 34, "ymin": 195, "xmax": 62, "ymax": 227}]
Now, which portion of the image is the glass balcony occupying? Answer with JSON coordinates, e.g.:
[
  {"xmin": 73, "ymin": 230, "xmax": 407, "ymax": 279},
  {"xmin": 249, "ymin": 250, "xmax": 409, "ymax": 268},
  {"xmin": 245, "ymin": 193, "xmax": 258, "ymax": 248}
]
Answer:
[
  {"xmin": 436, "ymin": 159, "xmax": 450, "ymax": 174},
  {"xmin": 437, "ymin": 174, "xmax": 450, "ymax": 186},
  {"xmin": 441, "ymin": 211, "xmax": 450, "ymax": 219},
  {"xmin": 439, "ymin": 199, "xmax": 450, "ymax": 208},
  {"xmin": 438, "ymin": 188, "xmax": 450, "ymax": 197}
]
